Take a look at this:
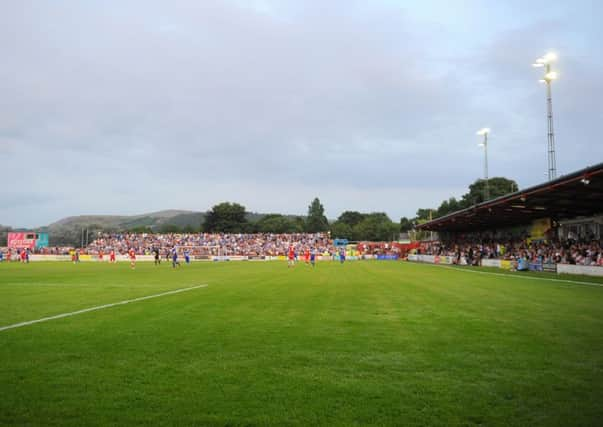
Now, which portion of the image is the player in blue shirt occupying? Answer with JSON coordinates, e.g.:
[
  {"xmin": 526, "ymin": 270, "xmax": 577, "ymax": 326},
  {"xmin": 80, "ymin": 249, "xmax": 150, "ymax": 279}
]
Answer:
[
  {"xmin": 184, "ymin": 249, "xmax": 191, "ymax": 264},
  {"xmin": 171, "ymin": 247, "xmax": 180, "ymax": 268},
  {"xmin": 310, "ymin": 248, "xmax": 316, "ymax": 267},
  {"xmin": 339, "ymin": 249, "xmax": 346, "ymax": 264}
]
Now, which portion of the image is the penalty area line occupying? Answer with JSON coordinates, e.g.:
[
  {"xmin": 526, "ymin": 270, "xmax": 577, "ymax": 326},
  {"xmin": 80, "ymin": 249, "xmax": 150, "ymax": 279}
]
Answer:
[
  {"xmin": 0, "ymin": 284, "xmax": 208, "ymax": 333},
  {"xmin": 407, "ymin": 262, "xmax": 603, "ymax": 288}
]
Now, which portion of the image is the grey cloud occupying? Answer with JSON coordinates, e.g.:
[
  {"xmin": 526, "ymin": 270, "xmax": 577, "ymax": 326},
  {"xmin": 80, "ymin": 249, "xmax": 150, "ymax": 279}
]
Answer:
[{"xmin": 1, "ymin": 0, "xmax": 601, "ymax": 227}]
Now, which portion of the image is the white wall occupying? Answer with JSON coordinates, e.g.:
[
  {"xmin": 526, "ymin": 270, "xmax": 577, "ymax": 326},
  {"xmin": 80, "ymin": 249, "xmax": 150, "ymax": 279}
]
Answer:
[{"xmin": 557, "ymin": 264, "xmax": 603, "ymax": 277}]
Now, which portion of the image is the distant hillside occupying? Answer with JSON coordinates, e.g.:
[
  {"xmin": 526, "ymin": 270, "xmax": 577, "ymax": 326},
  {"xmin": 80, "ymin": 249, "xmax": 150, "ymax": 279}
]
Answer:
[
  {"xmin": 160, "ymin": 212, "xmax": 207, "ymax": 229},
  {"xmin": 22, "ymin": 210, "xmax": 313, "ymax": 247},
  {"xmin": 38, "ymin": 210, "xmax": 204, "ymax": 246},
  {"xmin": 49, "ymin": 210, "xmax": 191, "ymax": 227},
  {"xmin": 46, "ymin": 211, "xmax": 302, "ymax": 233},
  {"xmin": 48, "ymin": 210, "xmax": 194, "ymax": 229}
]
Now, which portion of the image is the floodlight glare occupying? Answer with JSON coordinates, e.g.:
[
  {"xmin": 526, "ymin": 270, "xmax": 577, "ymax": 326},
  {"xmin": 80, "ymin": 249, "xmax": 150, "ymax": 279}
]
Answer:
[
  {"xmin": 543, "ymin": 52, "xmax": 557, "ymax": 62},
  {"xmin": 476, "ymin": 128, "xmax": 490, "ymax": 200},
  {"xmin": 533, "ymin": 51, "xmax": 559, "ymax": 181},
  {"xmin": 545, "ymin": 71, "xmax": 558, "ymax": 80}
]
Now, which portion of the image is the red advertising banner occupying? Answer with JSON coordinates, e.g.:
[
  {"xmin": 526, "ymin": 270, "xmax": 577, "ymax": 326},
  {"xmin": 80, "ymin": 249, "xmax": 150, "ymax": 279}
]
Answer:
[{"xmin": 7, "ymin": 232, "xmax": 37, "ymax": 249}]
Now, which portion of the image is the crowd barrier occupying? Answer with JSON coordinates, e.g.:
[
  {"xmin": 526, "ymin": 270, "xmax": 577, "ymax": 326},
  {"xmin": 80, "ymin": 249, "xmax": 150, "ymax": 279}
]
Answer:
[
  {"xmin": 13, "ymin": 253, "xmax": 603, "ymax": 277},
  {"xmin": 30, "ymin": 255, "xmax": 71, "ymax": 262},
  {"xmin": 377, "ymin": 254, "xmax": 399, "ymax": 260},
  {"xmin": 407, "ymin": 254, "xmax": 453, "ymax": 265},
  {"xmin": 6, "ymin": 254, "xmax": 378, "ymax": 263},
  {"xmin": 557, "ymin": 264, "xmax": 603, "ymax": 277},
  {"xmin": 481, "ymin": 259, "xmax": 501, "ymax": 268},
  {"xmin": 408, "ymin": 254, "xmax": 603, "ymax": 278}
]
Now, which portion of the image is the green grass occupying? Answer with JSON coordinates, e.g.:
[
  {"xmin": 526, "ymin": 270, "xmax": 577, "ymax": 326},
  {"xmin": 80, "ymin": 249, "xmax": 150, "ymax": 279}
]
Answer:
[{"xmin": 1, "ymin": 260, "xmax": 603, "ymax": 426}]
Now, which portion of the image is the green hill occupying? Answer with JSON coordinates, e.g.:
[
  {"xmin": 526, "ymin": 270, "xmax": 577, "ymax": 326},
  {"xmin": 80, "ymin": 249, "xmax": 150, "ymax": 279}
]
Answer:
[{"xmin": 8, "ymin": 210, "xmax": 314, "ymax": 247}]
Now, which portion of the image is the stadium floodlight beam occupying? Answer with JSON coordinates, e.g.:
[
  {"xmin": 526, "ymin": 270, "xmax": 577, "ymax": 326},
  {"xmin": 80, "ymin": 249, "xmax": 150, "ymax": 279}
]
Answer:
[
  {"xmin": 533, "ymin": 51, "xmax": 559, "ymax": 181},
  {"xmin": 476, "ymin": 128, "xmax": 490, "ymax": 201}
]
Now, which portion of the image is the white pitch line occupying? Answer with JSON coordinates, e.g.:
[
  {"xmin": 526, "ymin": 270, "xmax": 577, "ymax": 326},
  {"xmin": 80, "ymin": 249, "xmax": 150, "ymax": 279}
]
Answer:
[
  {"xmin": 0, "ymin": 284, "xmax": 208, "ymax": 332},
  {"xmin": 408, "ymin": 262, "xmax": 603, "ymax": 288}
]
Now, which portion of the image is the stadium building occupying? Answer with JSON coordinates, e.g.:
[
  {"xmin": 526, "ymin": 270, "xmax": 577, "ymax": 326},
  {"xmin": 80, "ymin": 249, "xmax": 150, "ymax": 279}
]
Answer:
[{"xmin": 416, "ymin": 162, "xmax": 603, "ymax": 275}]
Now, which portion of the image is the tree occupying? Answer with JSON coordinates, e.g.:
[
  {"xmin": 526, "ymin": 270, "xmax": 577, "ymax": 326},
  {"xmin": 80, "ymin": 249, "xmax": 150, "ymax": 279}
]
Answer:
[
  {"xmin": 405, "ymin": 177, "xmax": 519, "ymax": 241},
  {"xmin": 0, "ymin": 225, "xmax": 12, "ymax": 246},
  {"xmin": 305, "ymin": 197, "xmax": 329, "ymax": 232},
  {"xmin": 414, "ymin": 177, "xmax": 518, "ymax": 223},
  {"xmin": 435, "ymin": 197, "xmax": 461, "ymax": 218},
  {"xmin": 255, "ymin": 214, "xmax": 303, "ymax": 233},
  {"xmin": 128, "ymin": 226, "xmax": 154, "ymax": 233},
  {"xmin": 461, "ymin": 177, "xmax": 518, "ymax": 206},
  {"xmin": 408, "ymin": 218, "xmax": 431, "ymax": 241},
  {"xmin": 182, "ymin": 224, "xmax": 197, "ymax": 233},
  {"xmin": 353, "ymin": 213, "xmax": 398, "ymax": 241},
  {"xmin": 399, "ymin": 217, "xmax": 412, "ymax": 232},
  {"xmin": 203, "ymin": 202, "xmax": 248, "ymax": 233},
  {"xmin": 415, "ymin": 208, "xmax": 433, "ymax": 221},
  {"xmin": 337, "ymin": 211, "xmax": 366, "ymax": 227},
  {"xmin": 330, "ymin": 221, "xmax": 353, "ymax": 240},
  {"xmin": 158, "ymin": 224, "xmax": 182, "ymax": 233},
  {"xmin": 293, "ymin": 216, "xmax": 306, "ymax": 232}
]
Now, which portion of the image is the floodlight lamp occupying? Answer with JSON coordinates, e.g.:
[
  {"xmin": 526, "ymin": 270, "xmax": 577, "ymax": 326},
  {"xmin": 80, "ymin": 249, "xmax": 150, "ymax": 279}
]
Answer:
[
  {"xmin": 535, "ymin": 57, "xmax": 546, "ymax": 64},
  {"xmin": 539, "ymin": 79, "xmax": 546, "ymax": 83},
  {"xmin": 545, "ymin": 71, "xmax": 558, "ymax": 80},
  {"xmin": 532, "ymin": 63, "xmax": 544, "ymax": 68},
  {"xmin": 476, "ymin": 128, "xmax": 490, "ymax": 136},
  {"xmin": 543, "ymin": 52, "xmax": 557, "ymax": 62}
]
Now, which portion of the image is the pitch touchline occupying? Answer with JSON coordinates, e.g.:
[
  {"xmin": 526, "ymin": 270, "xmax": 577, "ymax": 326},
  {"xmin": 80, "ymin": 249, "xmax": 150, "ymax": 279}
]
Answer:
[
  {"xmin": 409, "ymin": 262, "xmax": 603, "ymax": 287},
  {"xmin": 0, "ymin": 284, "xmax": 208, "ymax": 332}
]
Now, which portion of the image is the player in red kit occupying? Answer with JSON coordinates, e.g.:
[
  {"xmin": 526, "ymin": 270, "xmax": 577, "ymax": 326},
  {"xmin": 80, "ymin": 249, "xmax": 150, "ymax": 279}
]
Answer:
[
  {"xmin": 128, "ymin": 248, "xmax": 136, "ymax": 269},
  {"xmin": 304, "ymin": 248, "xmax": 310, "ymax": 265},
  {"xmin": 98, "ymin": 249, "xmax": 104, "ymax": 262},
  {"xmin": 288, "ymin": 245, "xmax": 295, "ymax": 268},
  {"xmin": 109, "ymin": 249, "xmax": 116, "ymax": 263}
]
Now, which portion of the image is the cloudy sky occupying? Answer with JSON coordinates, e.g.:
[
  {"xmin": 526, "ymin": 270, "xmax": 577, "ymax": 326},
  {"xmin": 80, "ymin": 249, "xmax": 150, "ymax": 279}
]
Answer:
[{"xmin": 2, "ymin": 0, "xmax": 602, "ymax": 227}]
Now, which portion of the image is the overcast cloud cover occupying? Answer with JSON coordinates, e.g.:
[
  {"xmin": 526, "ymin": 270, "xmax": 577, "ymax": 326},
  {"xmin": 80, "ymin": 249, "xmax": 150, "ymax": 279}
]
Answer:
[{"xmin": 1, "ymin": 0, "xmax": 602, "ymax": 227}]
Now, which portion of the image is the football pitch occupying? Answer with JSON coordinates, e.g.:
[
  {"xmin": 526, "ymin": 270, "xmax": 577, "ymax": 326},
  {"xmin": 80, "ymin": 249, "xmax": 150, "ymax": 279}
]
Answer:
[{"xmin": 1, "ymin": 261, "xmax": 603, "ymax": 426}]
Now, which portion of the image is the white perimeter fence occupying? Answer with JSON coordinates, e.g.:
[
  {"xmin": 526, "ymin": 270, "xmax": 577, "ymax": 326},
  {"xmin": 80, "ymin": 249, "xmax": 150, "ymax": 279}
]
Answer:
[
  {"xmin": 407, "ymin": 254, "xmax": 603, "ymax": 278},
  {"xmin": 21, "ymin": 254, "xmax": 377, "ymax": 263},
  {"xmin": 8, "ymin": 253, "xmax": 603, "ymax": 278}
]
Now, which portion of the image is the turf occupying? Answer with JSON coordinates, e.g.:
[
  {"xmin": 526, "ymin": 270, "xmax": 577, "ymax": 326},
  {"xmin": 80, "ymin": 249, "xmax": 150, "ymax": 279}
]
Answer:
[{"xmin": 1, "ymin": 260, "xmax": 603, "ymax": 426}]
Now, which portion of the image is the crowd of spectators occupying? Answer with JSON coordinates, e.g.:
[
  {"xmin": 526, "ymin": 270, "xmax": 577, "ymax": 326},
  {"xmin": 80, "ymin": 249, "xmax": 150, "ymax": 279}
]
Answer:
[
  {"xmin": 2, "ymin": 231, "xmax": 602, "ymax": 267},
  {"xmin": 83, "ymin": 232, "xmax": 334, "ymax": 257},
  {"xmin": 418, "ymin": 237, "xmax": 603, "ymax": 267},
  {"xmin": 33, "ymin": 247, "xmax": 73, "ymax": 255},
  {"xmin": 0, "ymin": 246, "xmax": 74, "ymax": 258}
]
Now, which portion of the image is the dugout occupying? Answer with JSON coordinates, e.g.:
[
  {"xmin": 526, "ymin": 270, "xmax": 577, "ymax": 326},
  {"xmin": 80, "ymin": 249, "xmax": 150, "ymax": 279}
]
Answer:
[{"xmin": 417, "ymin": 162, "xmax": 603, "ymax": 241}]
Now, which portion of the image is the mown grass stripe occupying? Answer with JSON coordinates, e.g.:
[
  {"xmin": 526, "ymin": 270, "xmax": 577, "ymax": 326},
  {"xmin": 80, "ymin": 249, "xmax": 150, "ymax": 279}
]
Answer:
[
  {"xmin": 0, "ymin": 284, "xmax": 208, "ymax": 332},
  {"xmin": 409, "ymin": 262, "xmax": 603, "ymax": 287}
]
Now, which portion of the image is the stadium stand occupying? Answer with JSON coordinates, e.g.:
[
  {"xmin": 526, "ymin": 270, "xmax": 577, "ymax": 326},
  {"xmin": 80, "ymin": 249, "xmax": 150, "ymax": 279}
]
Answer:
[
  {"xmin": 415, "ymin": 163, "xmax": 603, "ymax": 272},
  {"xmin": 85, "ymin": 232, "xmax": 333, "ymax": 256},
  {"xmin": 419, "ymin": 162, "xmax": 602, "ymax": 232}
]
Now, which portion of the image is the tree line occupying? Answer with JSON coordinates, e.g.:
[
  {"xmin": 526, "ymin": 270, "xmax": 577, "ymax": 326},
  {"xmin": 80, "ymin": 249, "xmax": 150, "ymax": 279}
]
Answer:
[
  {"xmin": 3, "ymin": 177, "xmax": 517, "ymax": 246},
  {"xmin": 399, "ymin": 177, "xmax": 518, "ymax": 233},
  {"xmin": 31, "ymin": 198, "xmax": 399, "ymax": 244},
  {"xmin": 201, "ymin": 198, "xmax": 400, "ymax": 242},
  {"xmin": 202, "ymin": 178, "xmax": 515, "ymax": 240}
]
